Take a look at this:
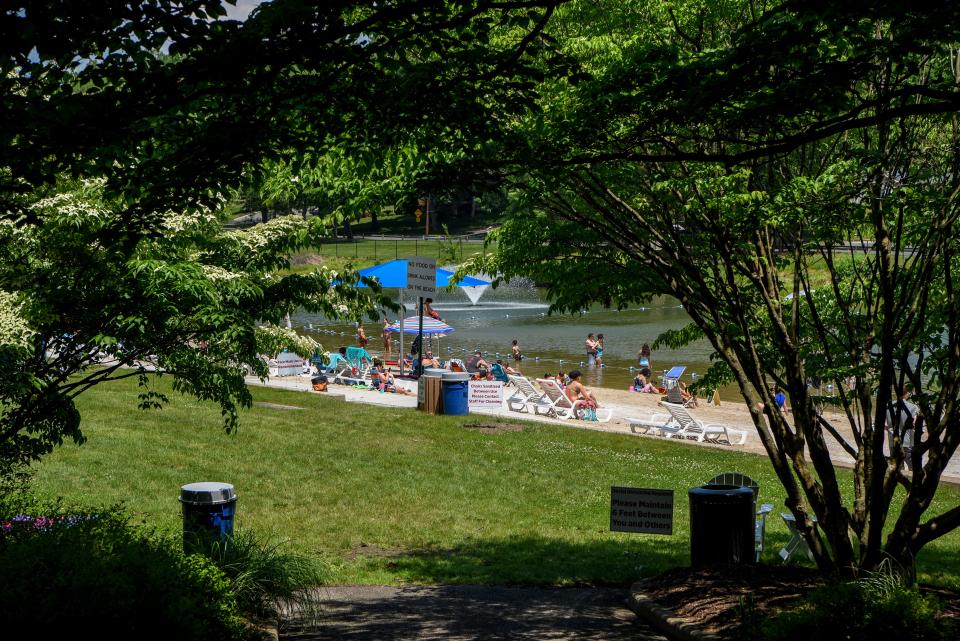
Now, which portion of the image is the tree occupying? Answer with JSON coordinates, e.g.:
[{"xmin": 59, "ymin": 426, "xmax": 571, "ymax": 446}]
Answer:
[
  {"xmin": 3, "ymin": 0, "xmax": 567, "ymax": 222},
  {"xmin": 0, "ymin": 178, "xmax": 391, "ymax": 472},
  {"xmin": 471, "ymin": 0, "xmax": 960, "ymax": 574},
  {"xmin": 1, "ymin": 1, "xmax": 566, "ymax": 468}
]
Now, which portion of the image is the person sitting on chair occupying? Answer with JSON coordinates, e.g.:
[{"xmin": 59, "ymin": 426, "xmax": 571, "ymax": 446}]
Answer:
[
  {"xmin": 678, "ymin": 381, "xmax": 698, "ymax": 406},
  {"xmin": 422, "ymin": 351, "xmax": 441, "ymax": 368},
  {"xmin": 495, "ymin": 359, "xmax": 518, "ymax": 376},
  {"xmin": 466, "ymin": 350, "xmax": 489, "ymax": 375},
  {"xmin": 565, "ymin": 370, "xmax": 600, "ymax": 419}
]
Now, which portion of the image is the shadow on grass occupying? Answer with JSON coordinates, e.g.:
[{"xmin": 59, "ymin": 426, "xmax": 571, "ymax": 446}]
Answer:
[{"xmin": 350, "ymin": 534, "xmax": 688, "ymax": 587}]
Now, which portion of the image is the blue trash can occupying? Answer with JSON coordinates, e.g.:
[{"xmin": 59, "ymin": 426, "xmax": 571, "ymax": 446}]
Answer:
[
  {"xmin": 180, "ymin": 482, "xmax": 237, "ymax": 554},
  {"xmin": 441, "ymin": 372, "xmax": 471, "ymax": 416}
]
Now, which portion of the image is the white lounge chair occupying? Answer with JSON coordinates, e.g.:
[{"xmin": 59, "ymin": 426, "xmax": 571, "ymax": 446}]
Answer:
[
  {"xmin": 627, "ymin": 412, "xmax": 676, "ymax": 436},
  {"xmin": 534, "ymin": 378, "xmax": 612, "ymax": 422},
  {"xmin": 661, "ymin": 402, "xmax": 748, "ymax": 445},
  {"xmin": 706, "ymin": 472, "xmax": 775, "ymax": 562},
  {"xmin": 505, "ymin": 375, "xmax": 544, "ymax": 412}
]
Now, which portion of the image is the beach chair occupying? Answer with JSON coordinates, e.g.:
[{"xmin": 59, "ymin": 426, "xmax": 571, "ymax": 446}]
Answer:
[
  {"xmin": 324, "ymin": 353, "xmax": 352, "ymax": 385},
  {"xmin": 490, "ymin": 362, "xmax": 510, "ymax": 384},
  {"xmin": 627, "ymin": 411, "xmax": 677, "ymax": 436},
  {"xmin": 342, "ymin": 347, "xmax": 374, "ymax": 385},
  {"xmin": 505, "ymin": 375, "xmax": 544, "ymax": 412},
  {"xmin": 705, "ymin": 472, "xmax": 774, "ymax": 562},
  {"xmin": 534, "ymin": 378, "xmax": 612, "ymax": 422},
  {"xmin": 660, "ymin": 402, "xmax": 748, "ymax": 445},
  {"xmin": 663, "ymin": 366, "xmax": 697, "ymax": 407},
  {"xmin": 779, "ymin": 512, "xmax": 817, "ymax": 563}
]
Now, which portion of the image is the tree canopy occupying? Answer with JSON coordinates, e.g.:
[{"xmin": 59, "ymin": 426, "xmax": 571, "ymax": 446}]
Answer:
[
  {"xmin": 469, "ymin": 0, "xmax": 960, "ymax": 573},
  {"xmin": 0, "ymin": 0, "xmax": 564, "ymax": 469}
]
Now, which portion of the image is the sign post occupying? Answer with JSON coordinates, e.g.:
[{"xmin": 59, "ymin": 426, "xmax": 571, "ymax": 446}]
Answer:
[
  {"xmin": 405, "ymin": 257, "xmax": 436, "ymax": 378},
  {"xmin": 610, "ymin": 487, "xmax": 674, "ymax": 535}
]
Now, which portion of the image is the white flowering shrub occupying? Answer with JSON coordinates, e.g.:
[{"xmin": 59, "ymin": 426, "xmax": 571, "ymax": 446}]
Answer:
[{"xmin": 0, "ymin": 180, "xmax": 390, "ymax": 469}]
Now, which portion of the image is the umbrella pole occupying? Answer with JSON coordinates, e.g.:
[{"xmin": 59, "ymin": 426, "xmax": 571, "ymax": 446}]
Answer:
[
  {"xmin": 417, "ymin": 297, "xmax": 424, "ymax": 377},
  {"xmin": 398, "ymin": 289, "xmax": 405, "ymax": 375}
]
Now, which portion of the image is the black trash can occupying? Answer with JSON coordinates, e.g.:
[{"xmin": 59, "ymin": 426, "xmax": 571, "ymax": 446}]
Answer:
[
  {"xmin": 688, "ymin": 484, "xmax": 754, "ymax": 567},
  {"xmin": 179, "ymin": 482, "xmax": 237, "ymax": 555}
]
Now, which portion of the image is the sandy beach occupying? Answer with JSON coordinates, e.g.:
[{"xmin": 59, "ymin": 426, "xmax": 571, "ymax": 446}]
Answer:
[{"xmin": 249, "ymin": 374, "xmax": 960, "ymax": 485}]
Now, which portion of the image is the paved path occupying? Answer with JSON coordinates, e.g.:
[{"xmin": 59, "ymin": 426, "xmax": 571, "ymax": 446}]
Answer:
[{"xmin": 281, "ymin": 585, "xmax": 667, "ymax": 641}]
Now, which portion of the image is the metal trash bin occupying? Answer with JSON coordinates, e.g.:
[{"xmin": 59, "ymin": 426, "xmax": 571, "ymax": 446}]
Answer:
[
  {"xmin": 688, "ymin": 484, "xmax": 754, "ymax": 567},
  {"xmin": 179, "ymin": 482, "xmax": 237, "ymax": 555},
  {"xmin": 418, "ymin": 368, "xmax": 445, "ymax": 414},
  {"xmin": 441, "ymin": 372, "xmax": 471, "ymax": 416}
]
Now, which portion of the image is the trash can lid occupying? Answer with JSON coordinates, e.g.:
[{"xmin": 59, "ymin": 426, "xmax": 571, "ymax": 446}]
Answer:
[
  {"xmin": 423, "ymin": 368, "xmax": 447, "ymax": 377},
  {"xmin": 180, "ymin": 482, "xmax": 237, "ymax": 505},
  {"xmin": 689, "ymin": 484, "xmax": 753, "ymax": 496},
  {"xmin": 441, "ymin": 371, "xmax": 471, "ymax": 382}
]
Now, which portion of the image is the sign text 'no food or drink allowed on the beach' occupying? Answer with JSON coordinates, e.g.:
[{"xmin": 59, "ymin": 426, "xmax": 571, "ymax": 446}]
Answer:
[{"xmin": 406, "ymin": 257, "xmax": 437, "ymax": 296}]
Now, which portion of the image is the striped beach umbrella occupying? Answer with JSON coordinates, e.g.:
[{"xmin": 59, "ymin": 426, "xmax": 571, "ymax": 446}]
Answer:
[{"xmin": 387, "ymin": 316, "xmax": 454, "ymax": 335}]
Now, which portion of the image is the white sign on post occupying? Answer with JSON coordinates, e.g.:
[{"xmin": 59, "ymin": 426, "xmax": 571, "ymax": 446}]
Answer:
[
  {"xmin": 468, "ymin": 380, "xmax": 504, "ymax": 410},
  {"xmin": 405, "ymin": 257, "xmax": 437, "ymax": 296},
  {"xmin": 610, "ymin": 487, "xmax": 674, "ymax": 535}
]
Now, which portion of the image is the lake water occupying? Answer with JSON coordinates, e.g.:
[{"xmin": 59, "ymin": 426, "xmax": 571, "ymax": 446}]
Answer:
[{"xmin": 292, "ymin": 279, "xmax": 722, "ymax": 393}]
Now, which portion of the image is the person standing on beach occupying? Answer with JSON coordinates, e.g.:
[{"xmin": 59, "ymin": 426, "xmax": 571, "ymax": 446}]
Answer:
[
  {"xmin": 511, "ymin": 339, "xmax": 523, "ymax": 364},
  {"xmin": 596, "ymin": 333, "xmax": 605, "ymax": 368},
  {"xmin": 382, "ymin": 319, "xmax": 393, "ymax": 358},
  {"xmin": 585, "ymin": 333, "xmax": 598, "ymax": 365},
  {"xmin": 357, "ymin": 322, "xmax": 368, "ymax": 348},
  {"xmin": 638, "ymin": 343, "xmax": 652, "ymax": 370}
]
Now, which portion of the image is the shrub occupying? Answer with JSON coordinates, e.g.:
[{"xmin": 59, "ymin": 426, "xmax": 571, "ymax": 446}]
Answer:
[
  {"xmin": 0, "ymin": 506, "xmax": 247, "ymax": 640},
  {"xmin": 760, "ymin": 569, "xmax": 955, "ymax": 641},
  {"xmin": 203, "ymin": 528, "xmax": 328, "ymax": 622}
]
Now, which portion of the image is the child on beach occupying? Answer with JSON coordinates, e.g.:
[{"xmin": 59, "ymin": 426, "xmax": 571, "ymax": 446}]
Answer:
[
  {"xmin": 357, "ymin": 322, "xmax": 368, "ymax": 348},
  {"xmin": 511, "ymin": 339, "xmax": 523, "ymax": 363},
  {"xmin": 632, "ymin": 368, "xmax": 657, "ymax": 393},
  {"xmin": 638, "ymin": 343, "xmax": 651, "ymax": 369},
  {"xmin": 371, "ymin": 358, "xmax": 411, "ymax": 395},
  {"xmin": 382, "ymin": 319, "xmax": 392, "ymax": 357},
  {"xmin": 596, "ymin": 334, "xmax": 605, "ymax": 367}
]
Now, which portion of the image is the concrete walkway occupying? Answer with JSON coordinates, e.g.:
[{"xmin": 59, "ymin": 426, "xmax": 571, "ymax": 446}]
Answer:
[{"xmin": 282, "ymin": 585, "xmax": 668, "ymax": 641}]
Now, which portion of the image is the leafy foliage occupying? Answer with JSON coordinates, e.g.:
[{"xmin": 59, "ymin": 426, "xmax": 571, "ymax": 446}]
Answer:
[
  {"xmin": 0, "ymin": 504, "xmax": 246, "ymax": 640},
  {"xmin": 204, "ymin": 529, "xmax": 328, "ymax": 622},
  {"xmin": 0, "ymin": 179, "xmax": 388, "ymax": 468},
  {"xmin": 469, "ymin": 0, "xmax": 960, "ymax": 573},
  {"xmin": 761, "ymin": 574, "xmax": 955, "ymax": 641}
]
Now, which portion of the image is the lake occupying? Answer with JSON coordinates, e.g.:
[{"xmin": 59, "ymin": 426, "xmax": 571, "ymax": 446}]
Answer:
[{"xmin": 293, "ymin": 279, "xmax": 724, "ymax": 394}]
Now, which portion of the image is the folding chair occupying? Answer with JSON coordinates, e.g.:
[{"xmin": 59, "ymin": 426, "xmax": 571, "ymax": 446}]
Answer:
[{"xmin": 779, "ymin": 513, "xmax": 817, "ymax": 563}]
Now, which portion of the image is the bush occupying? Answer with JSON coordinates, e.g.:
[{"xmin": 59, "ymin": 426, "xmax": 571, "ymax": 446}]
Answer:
[
  {"xmin": 0, "ymin": 506, "xmax": 247, "ymax": 640},
  {"xmin": 203, "ymin": 529, "xmax": 328, "ymax": 622},
  {"xmin": 760, "ymin": 570, "xmax": 955, "ymax": 641}
]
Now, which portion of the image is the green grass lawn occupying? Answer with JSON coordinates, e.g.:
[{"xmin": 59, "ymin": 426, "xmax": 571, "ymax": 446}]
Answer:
[{"xmin": 27, "ymin": 377, "xmax": 960, "ymax": 588}]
